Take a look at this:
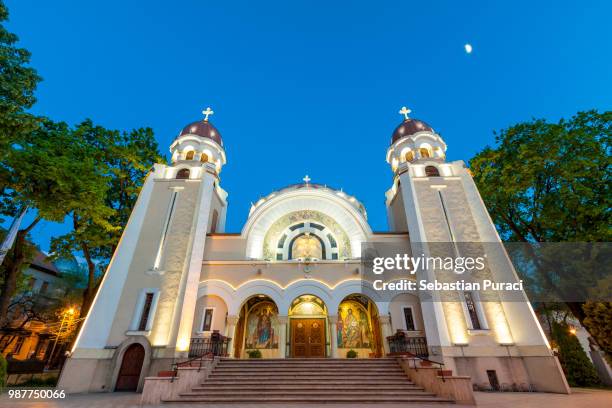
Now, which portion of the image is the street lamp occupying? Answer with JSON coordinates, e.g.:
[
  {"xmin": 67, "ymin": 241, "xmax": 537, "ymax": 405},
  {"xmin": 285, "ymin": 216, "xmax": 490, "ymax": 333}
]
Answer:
[{"xmin": 47, "ymin": 307, "xmax": 76, "ymax": 368}]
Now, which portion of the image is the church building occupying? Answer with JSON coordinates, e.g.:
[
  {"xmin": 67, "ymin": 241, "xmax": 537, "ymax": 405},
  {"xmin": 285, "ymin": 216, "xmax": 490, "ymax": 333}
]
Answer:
[{"xmin": 58, "ymin": 107, "xmax": 568, "ymax": 395}]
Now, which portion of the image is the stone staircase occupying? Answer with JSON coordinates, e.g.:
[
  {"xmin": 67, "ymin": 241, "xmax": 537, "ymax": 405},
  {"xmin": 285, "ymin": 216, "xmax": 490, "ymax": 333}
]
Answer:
[{"xmin": 163, "ymin": 358, "xmax": 454, "ymax": 404}]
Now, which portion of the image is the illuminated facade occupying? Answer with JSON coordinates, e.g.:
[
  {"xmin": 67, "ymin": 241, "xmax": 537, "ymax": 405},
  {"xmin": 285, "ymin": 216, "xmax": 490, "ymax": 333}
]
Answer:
[{"xmin": 58, "ymin": 108, "xmax": 569, "ymax": 394}]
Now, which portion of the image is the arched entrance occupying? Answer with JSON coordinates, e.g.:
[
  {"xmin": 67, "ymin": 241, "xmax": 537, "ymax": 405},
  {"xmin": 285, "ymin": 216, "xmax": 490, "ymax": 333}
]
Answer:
[
  {"xmin": 115, "ymin": 343, "xmax": 145, "ymax": 391},
  {"xmin": 288, "ymin": 294, "xmax": 328, "ymax": 358},
  {"xmin": 234, "ymin": 295, "xmax": 280, "ymax": 358},
  {"xmin": 337, "ymin": 294, "xmax": 383, "ymax": 358}
]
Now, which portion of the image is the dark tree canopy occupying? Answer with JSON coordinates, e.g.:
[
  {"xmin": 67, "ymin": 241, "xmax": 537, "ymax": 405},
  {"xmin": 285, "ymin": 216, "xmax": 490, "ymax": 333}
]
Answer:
[{"xmin": 469, "ymin": 110, "xmax": 611, "ymax": 243}]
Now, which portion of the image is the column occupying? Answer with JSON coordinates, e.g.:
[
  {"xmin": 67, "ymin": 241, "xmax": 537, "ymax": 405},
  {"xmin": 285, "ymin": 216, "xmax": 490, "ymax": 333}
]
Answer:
[
  {"xmin": 379, "ymin": 315, "xmax": 393, "ymax": 355},
  {"xmin": 329, "ymin": 315, "xmax": 339, "ymax": 358},
  {"xmin": 278, "ymin": 316, "xmax": 288, "ymax": 358},
  {"xmin": 225, "ymin": 315, "xmax": 239, "ymax": 358}
]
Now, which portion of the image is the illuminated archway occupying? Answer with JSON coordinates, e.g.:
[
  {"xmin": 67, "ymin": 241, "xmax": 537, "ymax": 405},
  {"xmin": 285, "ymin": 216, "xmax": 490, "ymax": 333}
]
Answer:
[
  {"xmin": 234, "ymin": 295, "xmax": 280, "ymax": 358},
  {"xmin": 336, "ymin": 294, "xmax": 383, "ymax": 358},
  {"xmin": 288, "ymin": 294, "xmax": 328, "ymax": 358}
]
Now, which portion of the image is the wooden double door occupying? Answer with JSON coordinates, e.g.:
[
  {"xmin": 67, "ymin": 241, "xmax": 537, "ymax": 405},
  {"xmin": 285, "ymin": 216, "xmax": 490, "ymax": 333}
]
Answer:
[{"xmin": 290, "ymin": 318, "xmax": 326, "ymax": 358}]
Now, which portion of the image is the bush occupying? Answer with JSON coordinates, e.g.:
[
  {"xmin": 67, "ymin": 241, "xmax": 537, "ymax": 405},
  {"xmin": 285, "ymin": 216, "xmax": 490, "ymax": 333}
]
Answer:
[
  {"xmin": 346, "ymin": 350, "xmax": 357, "ymax": 358},
  {"xmin": 552, "ymin": 322, "xmax": 600, "ymax": 387},
  {"xmin": 14, "ymin": 376, "xmax": 58, "ymax": 387},
  {"xmin": 0, "ymin": 354, "xmax": 6, "ymax": 389},
  {"xmin": 246, "ymin": 350, "xmax": 262, "ymax": 358}
]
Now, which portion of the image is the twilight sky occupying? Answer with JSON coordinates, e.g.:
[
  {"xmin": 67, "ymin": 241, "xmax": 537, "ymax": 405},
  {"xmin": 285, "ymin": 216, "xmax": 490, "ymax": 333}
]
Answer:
[{"xmin": 4, "ymin": 0, "xmax": 611, "ymax": 252}]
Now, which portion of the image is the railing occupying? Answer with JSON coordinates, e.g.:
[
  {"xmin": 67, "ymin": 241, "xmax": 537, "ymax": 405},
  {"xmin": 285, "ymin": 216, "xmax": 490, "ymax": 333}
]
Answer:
[
  {"xmin": 387, "ymin": 331, "xmax": 448, "ymax": 382},
  {"xmin": 170, "ymin": 332, "xmax": 231, "ymax": 380},
  {"xmin": 188, "ymin": 332, "xmax": 231, "ymax": 358},
  {"xmin": 387, "ymin": 331, "xmax": 429, "ymax": 357}
]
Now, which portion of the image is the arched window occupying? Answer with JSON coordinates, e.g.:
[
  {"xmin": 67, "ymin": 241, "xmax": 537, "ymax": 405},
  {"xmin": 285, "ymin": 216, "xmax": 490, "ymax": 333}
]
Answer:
[
  {"xmin": 291, "ymin": 233, "xmax": 323, "ymax": 260},
  {"xmin": 425, "ymin": 165, "xmax": 440, "ymax": 177},
  {"xmin": 419, "ymin": 148, "xmax": 430, "ymax": 159},
  {"xmin": 176, "ymin": 168, "xmax": 190, "ymax": 179},
  {"xmin": 185, "ymin": 151, "xmax": 195, "ymax": 160},
  {"xmin": 201, "ymin": 153, "xmax": 209, "ymax": 163},
  {"xmin": 404, "ymin": 151, "xmax": 415, "ymax": 162}
]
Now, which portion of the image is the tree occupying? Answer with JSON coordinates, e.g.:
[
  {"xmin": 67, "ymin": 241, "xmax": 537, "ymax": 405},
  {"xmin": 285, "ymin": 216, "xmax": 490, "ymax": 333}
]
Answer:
[
  {"xmin": 0, "ymin": 0, "xmax": 41, "ymax": 200},
  {"xmin": 0, "ymin": 0, "xmax": 42, "ymax": 328},
  {"xmin": 551, "ymin": 321, "xmax": 600, "ymax": 387},
  {"xmin": 469, "ymin": 110, "xmax": 611, "ymax": 323},
  {"xmin": 582, "ymin": 302, "xmax": 612, "ymax": 365},
  {"xmin": 51, "ymin": 120, "xmax": 162, "ymax": 318},
  {"xmin": 0, "ymin": 119, "xmax": 111, "ymax": 327}
]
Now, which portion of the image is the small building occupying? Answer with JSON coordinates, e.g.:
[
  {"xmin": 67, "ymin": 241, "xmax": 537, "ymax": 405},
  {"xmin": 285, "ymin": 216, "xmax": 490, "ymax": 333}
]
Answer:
[{"xmin": 0, "ymin": 250, "xmax": 62, "ymax": 362}]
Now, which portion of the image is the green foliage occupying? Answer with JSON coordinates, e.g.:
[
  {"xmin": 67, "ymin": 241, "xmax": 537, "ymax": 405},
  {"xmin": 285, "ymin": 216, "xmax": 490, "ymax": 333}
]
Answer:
[
  {"xmin": 246, "ymin": 349, "xmax": 262, "ymax": 358},
  {"xmin": 48, "ymin": 120, "xmax": 161, "ymax": 316},
  {"xmin": 346, "ymin": 349, "xmax": 357, "ymax": 358},
  {"xmin": 469, "ymin": 110, "xmax": 611, "ymax": 243},
  {"xmin": 0, "ymin": 353, "xmax": 6, "ymax": 388},
  {"xmin": 12, "ymin": 375, "xmax": 57, "ymax": 387},
  {"xmin": 0, "ymin": 0, "xmax": 41, "ymax": 211},
  {"xmin": 551, "ymin": 321, "xmax": 600, "ymax": 387},
  {"xmin": 582, "ymin": 302, "xmax": 612, "ymax": 365}
]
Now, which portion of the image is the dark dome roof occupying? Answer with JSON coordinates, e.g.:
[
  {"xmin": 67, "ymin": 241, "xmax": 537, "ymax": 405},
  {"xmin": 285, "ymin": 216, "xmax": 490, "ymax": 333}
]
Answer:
[
  {"xmin": 391, "ymin": 119, "xmax": 433, "ymax": 144},
  {"xmin": 178, "ymin": 120, "xmax": 223, "ymax": 146}
]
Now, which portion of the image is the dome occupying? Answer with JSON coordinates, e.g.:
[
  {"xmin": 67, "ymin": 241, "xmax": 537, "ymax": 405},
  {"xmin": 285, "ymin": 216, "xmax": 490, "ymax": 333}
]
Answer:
[
  {"xmin": 391, "ymin": 118, "xmax": 433, "ymax": 144},
  {"xmin": 178, "ymin": 120, "xmax": 223, "ymax": 146}
]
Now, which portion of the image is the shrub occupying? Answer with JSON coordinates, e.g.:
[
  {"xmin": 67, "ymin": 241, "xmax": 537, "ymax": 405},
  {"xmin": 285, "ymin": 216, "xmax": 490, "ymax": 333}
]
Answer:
[
  {"xmin": 552, "ymin": 321, "xmax": 600, "ymax": 387},
  {"xmin": 0, "ymin": 354, "xmax": 6, "ymax": 389},
  {"xmin": 346, "ymin": 350, "xmax": 357, "ymax": 358},
  {"xmin": 247, "ymin": 349, "xmax": 262, "ymax": 358}
]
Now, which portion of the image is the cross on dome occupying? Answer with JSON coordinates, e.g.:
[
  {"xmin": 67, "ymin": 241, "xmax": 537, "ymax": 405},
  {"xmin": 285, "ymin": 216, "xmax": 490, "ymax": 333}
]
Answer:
[
  {"xmin": 303, "ymin": 175, "xmax": 311, "ymax": 184},
  {"xmin": 399, "ymin": 106, "xmax": 412, "ymax": 120},
  {"xmin": 202, "ymin": 107, "xmax": 214, "ymax": 121}
]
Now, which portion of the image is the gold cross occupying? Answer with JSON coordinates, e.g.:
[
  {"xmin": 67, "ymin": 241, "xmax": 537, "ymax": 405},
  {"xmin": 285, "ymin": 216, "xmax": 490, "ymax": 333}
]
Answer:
[
  {"xmin": 399, "ymin": 106, "xmax": 411, "ymax": 120},
  {"xmin": 202, "ymin": 107, "xmax": 214, "ymax": 121}
]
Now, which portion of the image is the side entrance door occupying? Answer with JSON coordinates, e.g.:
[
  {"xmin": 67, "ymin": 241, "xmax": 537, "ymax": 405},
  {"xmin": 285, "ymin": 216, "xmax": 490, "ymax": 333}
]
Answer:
[
  {"xmin": 291, "ymin": 318, "xmax": 325, "ymax": 358},
  {"xmin": 115, "ymin": 343, "xmax": 145, "ymax": 391}
]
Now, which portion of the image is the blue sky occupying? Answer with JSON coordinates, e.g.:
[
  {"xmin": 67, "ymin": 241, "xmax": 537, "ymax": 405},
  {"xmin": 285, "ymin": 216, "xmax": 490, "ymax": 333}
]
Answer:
[{"xmin": 4, "ymin": 0, "xmax": 611, "ymax": 252}]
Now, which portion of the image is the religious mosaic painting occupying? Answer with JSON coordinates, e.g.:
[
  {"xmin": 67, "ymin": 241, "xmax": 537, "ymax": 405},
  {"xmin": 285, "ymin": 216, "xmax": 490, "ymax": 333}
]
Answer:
[
  {"xmin": 337, "ymin": 300, "xmax": 373, "ymax": 349},
  {"xmin": 245, "ymin": 301, "xmax": 279, "ymax": 349}
]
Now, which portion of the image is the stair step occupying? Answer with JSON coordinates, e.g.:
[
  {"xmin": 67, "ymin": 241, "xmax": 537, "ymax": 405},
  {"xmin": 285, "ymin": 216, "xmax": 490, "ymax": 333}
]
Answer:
[
  {"xmin": 163, "ymin": 396, "xmax": 453, "ymax": 403},
  {"xmin": 213, "ymin": 368, "xmax": 404, "ymax": 373},
  {"xmin": 192, "ymin": 385, "xmax": 423, "ymax": 391},
  {"xmin": 203, "ymin": 380, "xmax": 415, "ymax": 386},
  {"xmin": 208, "ymin": 375, "xmax": 408, "ymax": 380},
  {"xmin": 180, "ymin": 391, "xmax": 438, "ymax": 397}
]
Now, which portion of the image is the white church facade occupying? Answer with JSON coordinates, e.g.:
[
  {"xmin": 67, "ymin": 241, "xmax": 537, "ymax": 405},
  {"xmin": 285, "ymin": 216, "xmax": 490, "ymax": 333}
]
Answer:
[{"xmin": 58, "ymin": 108, "xmax": 569, "ymax": 395}]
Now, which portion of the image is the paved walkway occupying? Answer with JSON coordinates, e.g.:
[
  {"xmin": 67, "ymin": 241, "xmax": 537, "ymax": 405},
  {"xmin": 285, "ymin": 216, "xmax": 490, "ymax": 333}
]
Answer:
[{"xmin": 0, "ymin": 388, "xmax": 610, "ymax": 408}]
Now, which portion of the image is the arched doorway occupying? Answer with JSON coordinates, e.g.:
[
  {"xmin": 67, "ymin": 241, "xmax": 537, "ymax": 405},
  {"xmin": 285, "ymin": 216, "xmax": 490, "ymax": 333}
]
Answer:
[
  {"xmin": 288, "ymin": 294, "xmax": 328, "ymax": 358},
  {"xmin": 234, "ymin": 295, "xmax": 280, "ymax": 358},
  {"xmin": 337, "ymin": 294, "xmax": 383, "ymax": 358},
  {"xmin": 115, "ymin": 343, "xmax": 145, "ymax": 391}
]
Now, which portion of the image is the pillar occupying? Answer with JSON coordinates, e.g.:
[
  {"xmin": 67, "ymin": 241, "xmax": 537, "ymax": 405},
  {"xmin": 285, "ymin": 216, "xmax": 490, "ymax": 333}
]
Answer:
[
  {"xmin": 329, "ymin": 315, "xmax": 339, "ymax": 358},
  {"xmin": 278, "ymin": 316, "xmax": 288, "ymax": 358},
  {"xmin": 225, "ymin": 315, "xmax": 239, "ymax": 358},
  {"xmin": 379, "ymin": 315, "xmax": 393, "ymax": 355}
]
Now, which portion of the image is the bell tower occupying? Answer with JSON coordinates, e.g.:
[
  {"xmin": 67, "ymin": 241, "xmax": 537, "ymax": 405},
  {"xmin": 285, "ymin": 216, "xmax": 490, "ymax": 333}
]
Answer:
[{"xmin": 60, "ymin": 108, "xmax": 229, "ymax": 393}]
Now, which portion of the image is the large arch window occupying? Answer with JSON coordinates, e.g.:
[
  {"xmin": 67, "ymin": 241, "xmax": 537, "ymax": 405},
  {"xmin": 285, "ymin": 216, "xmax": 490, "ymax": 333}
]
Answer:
[
  {"xmin": 185, "ymin": 151, "xmax": 195, "ymax": 160},
  {"xmin": 419, "ymin": 148, "xmax": 431, "ymax": 158},
  {"xmin": 275, "ymin": 221, "xmax": 339, "ymax": 261}
]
